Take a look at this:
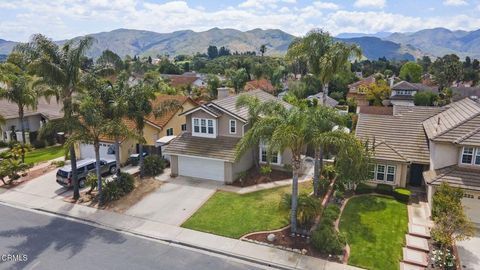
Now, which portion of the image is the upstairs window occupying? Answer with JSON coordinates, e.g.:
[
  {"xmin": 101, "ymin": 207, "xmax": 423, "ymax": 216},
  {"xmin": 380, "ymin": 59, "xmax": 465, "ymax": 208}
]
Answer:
[
  {"xmin": 166, "ymin": 128, "xmax": 173, "ymax": 136},
  {"xmin": 461, "ymin": 147, "xmax": 474, "ymax": 164},
  {"xmin": 192, "ymin": 118, "xmax": 215, "ymax": 137},
  {"xmin": 181, "ymin": 124, "xmax": 187, "ymax": 131},
  {"xmin": 229, "ymin": 120, "xmax": 236, "ymax": 134}
]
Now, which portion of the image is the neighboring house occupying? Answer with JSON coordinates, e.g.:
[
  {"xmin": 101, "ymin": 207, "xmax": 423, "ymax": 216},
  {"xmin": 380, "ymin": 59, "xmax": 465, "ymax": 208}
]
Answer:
[
  {"xmin": 77, "ymin": 95, "xmax": 197, "ymax": 164},
  {"xmin": 307, "ymin": 93, "xmax": 339, "ymax": 108},
  {"xmin": 0, "ymin": 97, "xmax": 63, "ymax": 143},
  {"xmin": 164, "ymin": 89, "xmax": 293, "ymax": 183},
  {"xmin": 357, "ymin": 106, "xmax": 393, "ymax": 116},
  {"xmin": 162, "ymin": 74, "xmax": 206, "ymax": 88},
  {"xmin": 244, "ymin": 79, "xmax": 275, "ymax": 94},
  {"xmin": 346, "ymin": 74, "xmax": 377, "ymax": 107},
  {"xmin": 356, "ymin": 98, "xmax": 480, "ymax": 225},
  {"xmin": 390, "ymin": 81, "xmax": 438, "ymax": 106},
  {"xmin": 451, "ymin": 86, "xmax": 480, "ymax": 102}
]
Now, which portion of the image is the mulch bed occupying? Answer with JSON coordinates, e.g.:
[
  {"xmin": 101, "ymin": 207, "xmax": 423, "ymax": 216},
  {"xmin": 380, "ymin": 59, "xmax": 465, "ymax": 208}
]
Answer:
[
  {"xmin": 230, "ymin": 167, "xmax": 292, "ymax": 187},
  {"xmin": 0, "ymin": 163, "xmax": 57, "ymax": 189},
  {"xmin": 245, "ymin": 227, "xmax": 341, "ymax": 262}
]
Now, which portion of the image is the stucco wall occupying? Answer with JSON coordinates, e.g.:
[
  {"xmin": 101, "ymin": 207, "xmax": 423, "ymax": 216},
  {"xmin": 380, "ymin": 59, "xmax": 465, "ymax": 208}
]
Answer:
[
  {"xmin": 158, "ymin": 101, "xmax": 196, "ymax": 137},
  {"xmin": 170, "ymin": 155, "xmax": 179, "ymax": 176},
  {"xmin": 429, "ymin": 141, "xmax": 459, "ymax": 170},
  {"xmin": 232, "ymin": 149, "xmax": 254, "ymax": 179},
  {"xmin": 368, "ymin": 159, "xmax": 409, "ymax": 187}
]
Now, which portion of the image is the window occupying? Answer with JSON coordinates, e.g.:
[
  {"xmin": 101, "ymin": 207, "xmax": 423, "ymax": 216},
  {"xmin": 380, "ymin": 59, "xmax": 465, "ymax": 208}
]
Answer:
[
  {"xmin": 461, "ymin": 147, "xmax": 474, "ymax": 164},
  {"xmin": 386, "ymin": 165, "xmax": 396, "ymax": 182},
  {"xmin": 475, "ymin": 148, "xmax": 480, "ymax": 165},
  {"xmin": 395, "ymin": 90, "xmax": 413, "ymax": 96},
  {"xmin": 192, "ymin": 118, "xmax": 216, "ymax": 137},
  {"xmin": 181, "ymin": 124, "xmax": 187, "ymax": 131},
  {"xmin": 259, "ymin": 144, "xmax": 280, "ymax": 165},
  {"xmin": 229, "ymin": 120, "xmax": 236, "ymax": 134},
  {"xmin": 166, "ymin": 128, "xmax": 174, "ymax": 136},
  {"xmin": 376, "ymin": 164, "xmax": 385, "ymax": 181}
]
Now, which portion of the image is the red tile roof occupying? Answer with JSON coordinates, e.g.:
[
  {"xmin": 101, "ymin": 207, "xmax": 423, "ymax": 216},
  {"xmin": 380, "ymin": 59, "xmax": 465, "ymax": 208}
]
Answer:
[{"xmin": 244, "ymin": 79, "xmax": 275, "ymax": 94}]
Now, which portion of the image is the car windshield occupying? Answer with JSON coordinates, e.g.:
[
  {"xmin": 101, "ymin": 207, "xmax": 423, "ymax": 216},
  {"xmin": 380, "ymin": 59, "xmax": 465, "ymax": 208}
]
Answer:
[{"xmin": 56, "ymin": 170, "xmax": 69, "ymax": 177}]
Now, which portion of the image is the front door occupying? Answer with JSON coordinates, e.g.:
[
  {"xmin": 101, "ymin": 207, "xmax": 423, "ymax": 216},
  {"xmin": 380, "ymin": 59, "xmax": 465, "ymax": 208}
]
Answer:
[{"xmin": 409, "ymin": 164, "xmax": 424, "ymax": 187}]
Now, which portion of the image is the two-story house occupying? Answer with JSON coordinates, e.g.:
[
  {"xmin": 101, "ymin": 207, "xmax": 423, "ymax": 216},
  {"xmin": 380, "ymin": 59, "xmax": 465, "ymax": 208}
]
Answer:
[
  {"xmin": 390, "ymin": 81, "xmax": 438, "ymax": 106},
  {"xmin": 356, "ymin": 98, "xmax": 480, "ymax": 225},
  {"xmin": 164, "ymin": 89, "xmax": 292, "ymax": 183},
  {"xmin": 346, "ymin": 74, "xmax": 377, "ymax": 107}
]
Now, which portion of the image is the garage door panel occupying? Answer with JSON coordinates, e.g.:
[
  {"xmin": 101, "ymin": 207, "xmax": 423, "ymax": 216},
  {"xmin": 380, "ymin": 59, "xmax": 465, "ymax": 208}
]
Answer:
[
  {"xmin": 79, "ymin": 143, "xmax": 114, "ymax": 160},
  {"xmin": 463, "ymin": 196, "xmax": 480, "ymax": 225},
  {"xmin": 178, "ymin": 156, "xmax": 224, "ymax": 182}
]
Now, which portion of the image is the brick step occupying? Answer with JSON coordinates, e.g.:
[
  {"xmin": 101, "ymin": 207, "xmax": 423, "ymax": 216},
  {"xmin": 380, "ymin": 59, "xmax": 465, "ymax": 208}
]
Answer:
[
  {"xmin": 405, "ymin": 234, "xmax": 430, "ymax": 252},
  {"xmin": 408, "ymin": 223, "xmax": 431, "ymax": 238},
  {"xmin": 400, "ymin": 261, "xmax": 426, "ymax": 270},
  {"xmin": 403, "ymin": 247, "xmax": 429, "ymax": 267}
]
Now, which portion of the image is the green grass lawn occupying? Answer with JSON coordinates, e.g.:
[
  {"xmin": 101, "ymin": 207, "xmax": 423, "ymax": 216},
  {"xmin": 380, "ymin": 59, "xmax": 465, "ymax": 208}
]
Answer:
[
  {"xmin": 182, "ymin": 182, "xmax": 312, "ymax": 239},
  {"xmin": 24, "ymin": 145, "xmax": 65, "ymax": 164},
  {"xmin": 339, "ymin": 195, "xmax": 408, "ymax": 270}
]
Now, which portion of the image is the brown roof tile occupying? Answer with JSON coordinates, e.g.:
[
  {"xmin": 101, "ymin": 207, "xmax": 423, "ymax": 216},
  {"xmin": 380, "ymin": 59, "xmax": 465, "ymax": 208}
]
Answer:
[
  {"xmin": 424, "ymin": 166, "xmax": 480, "ymax": 191},
  {"xmin": 244, "ymin": 79, "xmax": 275, "ymax": 94}
]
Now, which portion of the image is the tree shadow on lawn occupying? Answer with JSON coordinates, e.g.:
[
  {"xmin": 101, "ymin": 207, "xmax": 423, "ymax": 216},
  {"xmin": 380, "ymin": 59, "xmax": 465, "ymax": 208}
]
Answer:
[
  {"xmin": 0, "ymin": 217, "xmax": 127, "ymax": 270},
  {"xmin": 341, "ymin": 196, "xmax": 388, "ymax": 244}
]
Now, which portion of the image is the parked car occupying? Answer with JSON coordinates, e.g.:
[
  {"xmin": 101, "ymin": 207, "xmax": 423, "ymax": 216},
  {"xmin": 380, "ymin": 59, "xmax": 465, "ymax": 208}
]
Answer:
[
  {"xmin": 56, "ymin": 159, "xmax": 117, "ymax": 188},
  {"xmin": 127, "ymin": 152, "xmax": 148, "ymax": 166}
]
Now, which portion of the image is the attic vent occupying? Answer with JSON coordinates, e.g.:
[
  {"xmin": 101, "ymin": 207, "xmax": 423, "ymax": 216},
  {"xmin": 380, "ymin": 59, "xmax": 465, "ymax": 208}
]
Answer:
[{"xmin": 435, "ymin": 116, "xmax": 442, "ymax": 134}]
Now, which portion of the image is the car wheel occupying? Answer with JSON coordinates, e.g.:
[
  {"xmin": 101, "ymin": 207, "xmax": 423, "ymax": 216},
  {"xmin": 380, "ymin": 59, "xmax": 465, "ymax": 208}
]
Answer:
[
  {"xmin": 109, "ymin": 166, "xmax": 117, "ymax": 175},
  {"xmin": 79, "ymin": 178, "xmax": 86, "ymax": 188}
]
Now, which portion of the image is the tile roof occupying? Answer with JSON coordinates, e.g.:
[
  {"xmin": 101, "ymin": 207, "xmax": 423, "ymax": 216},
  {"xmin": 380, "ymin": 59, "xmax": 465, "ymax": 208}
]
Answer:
[
  {"xmin": 356, "ymin": 106, "xmax": 442, "ymax": 164},
  {"xmin": 210, "ymin": 89, "xmax": 291, "ymax": 121},
  {"xmin": 164, "ymin": 132, "xmax": 240, "ymax": 162},
  {"xmin": 423, "ymin": 166, "xmax": 480, "ymax": 191},
  {"xmin": 358, "ymin": 106, "xmax": 393, "ymax": 115},
  {"xmin": 392, "ymin": 81, "xmax": 438, "ymax": 92},
  {"xmin": 0, "ymin": 97, "xmax": 63, "ymax": 120},
  {"xmin": 163, "ymin": 74, "xmax": 199, "ymax": 88},
  {"xmin": 451, "ymin": 87, "xmax": 480, "ymax": 101},
  {"xmin": 244, "ymin": 79, "xmax": 275, "ymax": 94},
  {"xmin": 307, "ymin": 93, "xmax": 339, "ymax": 108},
  {"xmin": 348, "ymin": 74, "xmax": 376, "ymax": 92},
  {"xmin": 422, "ymin": 98, "xmax": 480, "ymax": 141},
  {"xmin": 145, "ymin": 95, "xmax": 196, "ymax": 128}
]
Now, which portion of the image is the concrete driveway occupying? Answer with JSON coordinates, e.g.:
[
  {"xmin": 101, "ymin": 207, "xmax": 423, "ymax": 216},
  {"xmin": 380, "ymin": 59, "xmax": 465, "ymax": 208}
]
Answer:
[
  {"xmin": 458, "ymin": 229, "xmax": 480, "ymax": 269},
  {"xmin": 125, "ymin": 176, "xmax": 220, "ymax": 226},
  {"xmin": 9, "ymin": 170, "xmax": 76, "ymax": 199}
]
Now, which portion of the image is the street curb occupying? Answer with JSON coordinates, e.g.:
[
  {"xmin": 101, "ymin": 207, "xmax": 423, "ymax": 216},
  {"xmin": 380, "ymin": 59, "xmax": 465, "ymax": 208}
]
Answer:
[{"xmin": 1, "ymin": 200, "xmax": 297, "ymax": 270}]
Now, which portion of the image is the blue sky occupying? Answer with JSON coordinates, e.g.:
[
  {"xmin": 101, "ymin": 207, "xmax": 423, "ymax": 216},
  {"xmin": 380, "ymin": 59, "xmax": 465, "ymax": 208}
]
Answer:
[{"xmin": 1, "ymin": 0, "xmax": 480, "ymax": 41}]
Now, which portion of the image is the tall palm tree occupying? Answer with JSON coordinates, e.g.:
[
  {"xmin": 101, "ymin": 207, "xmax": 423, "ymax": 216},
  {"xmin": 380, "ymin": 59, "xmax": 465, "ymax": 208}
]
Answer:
[
  {"xmin": 308, "ymin": 106, "xmax": 345, "ymax": 196},
  {"xmin": 0, "ymin": 53, "xmax": 40, "ymax": 162},
  {"xmin": 16, "ymin": 34, "xmax": 94, "ymax": 199},
  {"xmin": 286, "ymin": 29, "xmax": 361, "ymax": 103}
]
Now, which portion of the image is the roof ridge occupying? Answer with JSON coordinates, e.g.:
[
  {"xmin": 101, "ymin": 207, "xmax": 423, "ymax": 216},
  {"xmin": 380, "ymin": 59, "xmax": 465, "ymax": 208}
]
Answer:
[
  {"xmin": 454, "ymin": 122, "xmax": 480, "ymax": 144},
  {"xmin": 430, "ymin": 166, "xmax": 458, "ymax": 184}
]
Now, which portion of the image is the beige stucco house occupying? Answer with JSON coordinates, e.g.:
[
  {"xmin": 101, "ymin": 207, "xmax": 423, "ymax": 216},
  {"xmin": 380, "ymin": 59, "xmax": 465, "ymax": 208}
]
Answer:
[
  {"xmin": 356, "ymin": 98, "xmax": 480, "ymax": 226},
  {"xmin": 77, "ymin": 95, "xmax": 197, "ymax": 164},
  {"xmin": 164, "ymin": 89, "xmax": 293, "ymax": 184}
]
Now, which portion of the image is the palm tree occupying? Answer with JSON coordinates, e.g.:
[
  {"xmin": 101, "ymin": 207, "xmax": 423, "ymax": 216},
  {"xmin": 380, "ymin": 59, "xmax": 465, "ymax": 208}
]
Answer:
[
  {"xmin": 260, "ymin": 44, "xmax": 267, "ymax": 57},
  {"xmin": 0, "ymin": 53, "xmax": 40, "ymax": 162},
  {"xmin": 308, "ymin": 106, "xmax": 345, "ymax": 196},
  {"xmin": 16, "ymin": 34, "xmax": 94, "ymax": 199},
  {"xmin": 286, "ymin": 29, "xmax": 361, "ymax": 104}
]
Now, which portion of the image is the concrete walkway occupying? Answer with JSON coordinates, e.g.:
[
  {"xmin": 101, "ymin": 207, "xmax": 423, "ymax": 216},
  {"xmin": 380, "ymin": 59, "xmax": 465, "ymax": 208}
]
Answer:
[{"xmin": 0, "ymin": 188, "xmax": 361, "ymax": 270}]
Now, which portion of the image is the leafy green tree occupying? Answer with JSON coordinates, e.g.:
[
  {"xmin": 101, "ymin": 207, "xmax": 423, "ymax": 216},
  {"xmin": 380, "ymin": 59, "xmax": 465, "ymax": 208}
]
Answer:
[
  {"xmin": 399, "ymin": 62, "xmax": 422, "ymax": 83},
  {"xmin": 95, "ymin": 49, "xmax": 124, "ymax": 77},
  {"xmin": 430, "ymin": 54, "xmax": 463, "ymax": 89},
  {"xmin": 206, "ymin": 74, "xmax": 220, "ymax": 99},
  {"xmin": 365, "ymin": 80, "xmax": 391, "ymax": 106},
  {"xmin": 158, "ymin": 58, "xmax": 182, "ymax": 74},
  {"xmin": 417, "ymin": 56, "xmax": 432, "ymax": 73},
  {"xmin": 227, "ymin": 68, "xmax": 249, "ymax": 93},
  {"xmin": 414, "ymin": 91, "xmax": 438, "ymax": 106},
  {"xmin": 16, "ymin": 34, "xmax": 94, "ymax": 200},
  {"xmin": 207, "ymin": 45, "xmax": 218, "ymax": 59}
]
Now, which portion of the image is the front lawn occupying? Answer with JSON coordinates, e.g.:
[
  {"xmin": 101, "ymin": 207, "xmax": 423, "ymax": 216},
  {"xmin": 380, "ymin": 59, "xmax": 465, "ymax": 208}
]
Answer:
[
  {"xmin": 24, "ymin": 145, "xmax": 65, "ymax": 164},
  {"xmin": 182, "ymin": 182, "xmax": 312, "ymax": 239},
  {"xmin": 339, "ymin": 195, "xmax": 408, "ymax": 270}
]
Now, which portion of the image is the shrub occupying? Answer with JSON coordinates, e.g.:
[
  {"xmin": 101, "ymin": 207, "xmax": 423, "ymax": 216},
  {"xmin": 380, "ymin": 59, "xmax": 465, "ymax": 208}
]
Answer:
[
  {"xmin": 102, "ymin": 180, "xmax": 123, "ymax": 202},
  {"xmin": 311, "ymin": 224, "xmax": 346, "ymax": 255},
  {"xmin": 334, "ymin": 190, "xmax": 345, "ymax": 200},
  {"xmin": 51, "ymin": 160, "xmax": 65, "ymax": 168},
  {"xmin": 321, "ymin": 204, "xmax": 341, "ymax": 225},
  {"xmin": 86, "ymin": 173, "xmax": 97, "ymax": 193},
  {"xmin": 32, "ymin": 140, "xmax": 46, "ymax": 149},
  {"xmin": 393, "ymin": 188, "xmax": 411, "ymax": 203},
  {"xmin": 355, "ymin": 183, "xmax": 374, "ymax": 194},
  {"xmin": 141, "ymin": 155, "xmax": 165, "ymax": 176},
  {"xmin": 0, "ymin": 141, "xmax": 9, "ymax": 148},
  {"xmin": 321, "ymin": 164, "xmax": 336, "ymax": 180},
  {"xmin": 116, "ymin": 172, "xmax": 135, "ymax": 194},
  {"xmin": 280, "ymin": 193, "xmax": 321, "ymax": 227},
  {"xmin": 260, "ymin": 165, "xmax": 272, "ymax": 176},
  {"xmin": 376, "ymin": 183, "xmax": 394, "ymax": 195}
]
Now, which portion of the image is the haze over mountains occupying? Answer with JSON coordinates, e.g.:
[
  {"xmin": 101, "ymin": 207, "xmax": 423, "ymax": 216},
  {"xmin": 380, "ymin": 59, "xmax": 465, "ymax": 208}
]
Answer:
[{"xmin": 1, "ymin": 27, "xmax": 480, "ymax": 61}]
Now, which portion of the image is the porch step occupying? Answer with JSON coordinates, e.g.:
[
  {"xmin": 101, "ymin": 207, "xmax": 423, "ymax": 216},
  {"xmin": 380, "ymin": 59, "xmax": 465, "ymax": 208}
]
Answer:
[
  {"xmin": 402, "ymin": 248, "xmax": 429, "ymax": 267},
  {"xmin": 408, "ymin": 223, "xmax": 431, "ymax": 238},
  {"xmin": 405, "ymin": 235, "xmax": 429, "ymax": 252},
  {"xmin": 400, "ymin": 262, "xmax": 426, "ymax": 270}
]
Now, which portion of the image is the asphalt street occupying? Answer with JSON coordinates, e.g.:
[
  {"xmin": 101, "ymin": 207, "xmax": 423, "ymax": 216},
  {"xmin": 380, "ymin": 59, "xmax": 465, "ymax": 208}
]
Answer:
[{"xmin": 0, "ymin": 204, "xmax": 265, "ymax": 270}]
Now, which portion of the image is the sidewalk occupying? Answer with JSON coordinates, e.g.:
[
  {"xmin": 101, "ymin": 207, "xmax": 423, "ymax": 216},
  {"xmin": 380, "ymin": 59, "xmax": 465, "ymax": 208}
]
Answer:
[{"xmin": 0, "ymin": 188, "xmax": 361, "ymax": 270}]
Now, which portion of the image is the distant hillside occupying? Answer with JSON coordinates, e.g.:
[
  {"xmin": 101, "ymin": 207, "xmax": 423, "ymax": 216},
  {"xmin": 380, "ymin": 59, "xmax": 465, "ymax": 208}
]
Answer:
[
  {"xmin": 1, "ymin": 28, "xmax": 421, "ymax": 60},
  {"xmin": 386, "ymin": 27, "xmax": 480, "ymax": 58},
  {"xmin": 336, "ymin": 32, "xmax": 393, "ymax": 39}
]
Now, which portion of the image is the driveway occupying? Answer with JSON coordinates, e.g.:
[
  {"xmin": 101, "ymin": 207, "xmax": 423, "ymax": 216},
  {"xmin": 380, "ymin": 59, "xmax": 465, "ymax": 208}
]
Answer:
[
  {"xmin": 125, "ymin": 176, "xmax": 220, "ymax": 226},
  {"xmin": 8, "ymin": 170, "xmax": 76, "ymax": 199},
  {"xmin": 458, "ymin": 229, "xmax": 480, "ymax": 269}
]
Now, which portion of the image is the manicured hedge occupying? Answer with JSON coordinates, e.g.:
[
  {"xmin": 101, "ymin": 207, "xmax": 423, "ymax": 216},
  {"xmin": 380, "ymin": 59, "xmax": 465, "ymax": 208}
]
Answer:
[
  {"xmin": 355, "ymin": 183, "xmax": 374, "ymax": 194},
  {"xmin": 375, "ymin": 184, "xmax": 394, "ymax": 195},
  {"xmin": 393, "ymin": 188, "xmax": 411, "ymax": 203}
]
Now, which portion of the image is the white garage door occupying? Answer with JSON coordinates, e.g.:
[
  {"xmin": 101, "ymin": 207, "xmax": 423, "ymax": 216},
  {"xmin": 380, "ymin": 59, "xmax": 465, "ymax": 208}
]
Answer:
[
  {"xmin": 79, "ymin": 142, "xmax": 114, "ymax": 160},
  {"xmin": 462, "ymin": 194, "xmax": 480, "ymax": 225},
  {"xmin": 178, "ymin": 156, "xmax": 225, "ymax": 182}
]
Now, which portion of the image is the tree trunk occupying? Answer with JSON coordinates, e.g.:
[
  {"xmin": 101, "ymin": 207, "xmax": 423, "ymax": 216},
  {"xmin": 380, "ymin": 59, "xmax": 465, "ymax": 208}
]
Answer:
[
  {"xmin": 139, "ymin": 143, "xmax": 144, "ymax": 179},
  {"xmin": 19, "ymin": 107, "xmax": 25, "ymax": 163},
  {"xmin": 94, "ymin": 142, "xmax": 103, "ymax": 205},
  {"xmin": 313, "ymin": 147, "xmax": 320, "ymax": 196},
  {"xmin": 290, "ymin": 158, "xmax": 300, "ymax": 235},
  {"xmin": 70, "ymin": 145, "xmax": 80, "ymax": 200},
  {"xmin": 114, "ymin": 138, "xmax": 121, "ymax": 177},
  {"xmin": 323, "ymin": 83, "xmax": 329, "ymax": 106}
]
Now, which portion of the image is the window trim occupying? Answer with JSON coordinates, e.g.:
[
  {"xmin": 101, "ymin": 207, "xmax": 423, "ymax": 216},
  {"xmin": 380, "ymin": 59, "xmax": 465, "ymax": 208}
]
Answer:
[
  {"xmin": 460, "ymin": 146, "xmax": 475, "ymax": 165},
  {"xmin": 369, "ymin": 163, "xmax": 396, "ymax": 184},
  {"xmin": 259, "ymin": 143, "xmax": 281, "ymax": 165},
  {"xmin": 229, "ymin": 119, "xmax": 236, "ymax": 134},
  {"xmin": 181, "ymin": 123, "xmax": 187, "ymax": 132},
  {"xmin": 166, "ymin": 127, "xmax": 174, "ymax": 136},
  {"xmin": 192, "ymin": 117, "xmax": 216, "ymax": 138}
]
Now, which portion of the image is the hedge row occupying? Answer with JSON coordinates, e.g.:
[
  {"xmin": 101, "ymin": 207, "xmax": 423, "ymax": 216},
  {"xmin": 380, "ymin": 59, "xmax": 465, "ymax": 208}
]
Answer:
[{"xmin": 354, "ymin": 183, "xmax": 411, "ymax": 203}]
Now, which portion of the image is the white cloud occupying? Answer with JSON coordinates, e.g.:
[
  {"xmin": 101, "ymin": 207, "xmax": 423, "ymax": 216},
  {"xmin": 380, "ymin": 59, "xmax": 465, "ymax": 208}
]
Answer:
[
  {"xmin": 443, "ymin": 0, "xmax": 468, "ymax": 6},
  {"xmin": 354, "ymin": 0, "xmax": 386, "ymax": 8},
  {"xmin": 312, "ymin": 1, "xmax": 340, "ymax": 10}
]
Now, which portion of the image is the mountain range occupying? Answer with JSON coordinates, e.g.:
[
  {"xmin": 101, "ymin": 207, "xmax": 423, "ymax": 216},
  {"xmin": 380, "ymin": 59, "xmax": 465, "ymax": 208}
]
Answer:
[{"xmin": 2, "ymin": 27, "xmax": 480, "ymax": 61}]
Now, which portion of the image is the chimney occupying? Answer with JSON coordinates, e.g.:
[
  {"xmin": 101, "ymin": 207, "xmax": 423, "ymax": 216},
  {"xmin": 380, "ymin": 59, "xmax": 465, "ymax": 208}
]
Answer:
[
  {"xmin": 389, "ymin": 76, "xmax": 394, "ymax": 88},
  {"xmin": 217, "ymin": 87, "xmax": 231, "ymax": 100}
]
